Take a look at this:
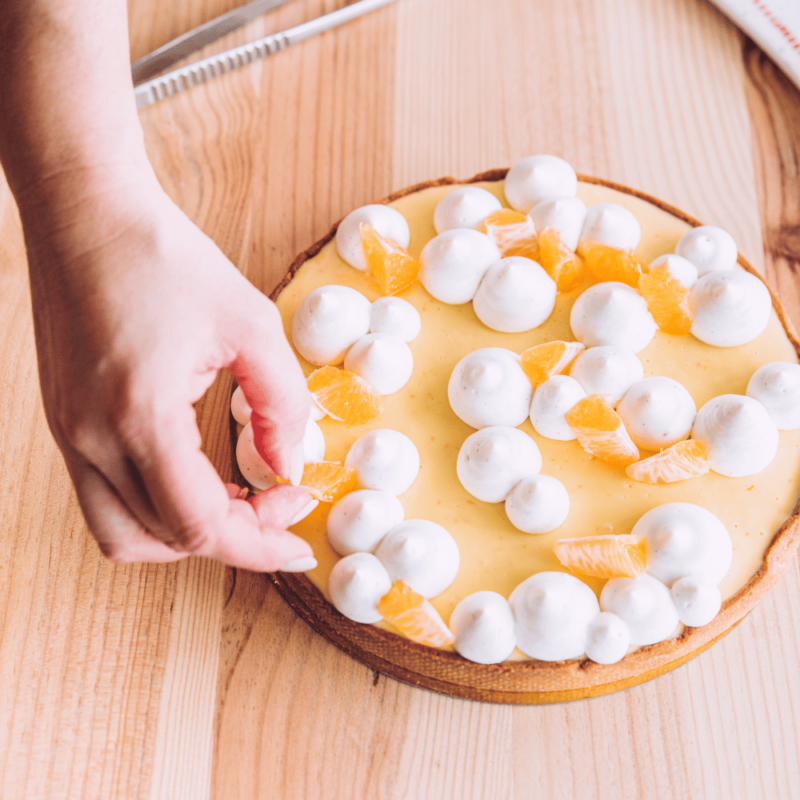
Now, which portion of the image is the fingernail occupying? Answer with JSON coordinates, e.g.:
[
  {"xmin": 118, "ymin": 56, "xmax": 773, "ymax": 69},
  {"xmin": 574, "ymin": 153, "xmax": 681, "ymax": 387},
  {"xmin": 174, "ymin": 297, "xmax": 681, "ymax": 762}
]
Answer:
[
  {"xmin": 281, "ymin": 556, "xmax": 318, "ymax": 572},
  {"xmin": 290, "ymin": 498, "xmax": 318, "ymax": 526},
  {"xmin": 290, "ymin": 444, "xmax": 305, "ymax": 486}
]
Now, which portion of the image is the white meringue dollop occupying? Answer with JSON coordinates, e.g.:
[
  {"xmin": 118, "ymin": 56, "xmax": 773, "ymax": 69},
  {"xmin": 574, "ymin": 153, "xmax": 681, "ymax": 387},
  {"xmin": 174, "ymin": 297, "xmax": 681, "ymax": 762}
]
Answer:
[
  {"xmin": 600, "ymin": 574, "xmax": 680, "ymax": 646},
  {"xmin": 326, "ymin": 489, "xmax": 405, "ymax": 556},
  {"xmin": 448, "ymin": 348, "xmax": 533, "ymax": 429},
  {"xmin": 231, "ymin": 384, "xmax": 252, "ymax": 425},
  {"xmin": 345, "ymin": 429, "xmax": 420, "ymax": 495},
  {"xmin": 615, "ymin": 377, "xmax": 696, "ymax": 451},
  {"xmin": 648, "ymin": 253, "xmax": 698, "ymax": 288},
  {"xmin": 585, "ymin": 612, "xmax": 631, "ymax": 665},
  {"xmin": 303, "ymin": 417, "xmax": 326, "ymax": 462},
  {"xmin": 419, "ymin": 229, "xmax": 501, "ymax": 304},
  {"xmin": 449, "ymin": 591, "xmax": 517, "ymax": 664},
  {"xmin": 692, "ymin": 394, "xmax": 779, "ymax": 477},
  {"xmin": 456, "ymin": 426, "xmax": 542, "ymax": 503},
  {"xmin": 335, "ymin": 204, "xmax": 410, "ymax": 272},
  {"xmin": 675, "ymin": 225, "xmax": 738, "ymax": 276},
  {"xmin": 690, "ymin": 270, "xmax": 772, "ymax": 347},
  {"xmin": 344, "ymin": 333, "xmax": 414, "ymax": 395},
  {"xmin": 529, "ymin": 375, "xmax": 587, "ymax": 440},
  {"xmin": 291, "ymin": 285, "xmax": 371, "ymax": 365},
  {"xmin": 505, "ymin": 475, "xmax": 570, "ymax": 534},
  {"xmin": 746, "ymin": 361, "xmax": 800, "ymax": 430},
  {"xmin": 579, "ymin": 203, "xmax": 642, "ymax": 252},
  {"xmin": 369, "ymin": 296, "xmax": 421, "ymax": 342},
  {"xmin": 433, "ymin": 186, "xmax": 503, "ymax": 233},
  {"xmin": 670, "ymin": 577, "xmax": 722, "ymax": 627},
  {"xmin": 528, "ymin": 196, "xmax": 587, "ymax": 252},
  {"xmin": 328, "ymin": 552, "xmax": 392, "ymax": 623},
  {"xmin": 570, "ymin": 282, "xmax": 657, "ymax": 353},
  {"xmin": 236, "ymin": 421, "xmax": 279, "ymax": 491},
  {"xmin": 374, "ymin": 520, "xmax": 460, "ymax": 598},
  {"xmin": 568, "ymin": 345, "xmax": 644, "ymax": 406},
  {"xmin": 504, "ymin": 155, "xmax": 578, "ymax": 213}
]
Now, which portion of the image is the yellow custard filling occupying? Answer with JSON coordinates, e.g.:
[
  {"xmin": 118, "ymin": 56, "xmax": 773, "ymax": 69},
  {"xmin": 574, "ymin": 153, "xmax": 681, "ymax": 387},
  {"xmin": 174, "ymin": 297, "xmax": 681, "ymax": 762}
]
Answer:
[{"xmin": 278, "ymin": 180, "xmax": 800, "ymax": 646}]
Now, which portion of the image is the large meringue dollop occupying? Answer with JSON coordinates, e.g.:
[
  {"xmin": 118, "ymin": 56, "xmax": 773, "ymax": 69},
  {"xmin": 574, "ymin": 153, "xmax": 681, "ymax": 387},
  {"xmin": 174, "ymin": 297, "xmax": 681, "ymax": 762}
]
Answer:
[
  {"xmin": 632, "ymin": 502, "xmax": 732, "ymax": 586},
  {"xmin": 328, "ymin": 552, "xmax": 392, "ymax": 623},
  {"xmin": 291, "ymin": 285, "xmax": 371, "ymax": 365},
  {"xmin": 616, "ymin": 377, "xmax": 697, "ymax": 451},
  {"xmin": 472, "ymin": 257, "xmax": 557, "ymax": 333},
  {"xmin": 570, "ymin": 282, "xmax": 657, "ymax": 353},
  {"xmin": 691, "ymin": 394, "xmax": 779, "ymax": 477},
  {"xmin": 568, "ymin": 345, "xmax": 644, "ymax": 406},
  {"xmin": 505, "ymin": 475, "xmax": 570, "ymax": 534},
  {"xmin": 335, "ymin": 204, "xmax": 410, "ymax": 271},
  {"xmin": 504, "ymin": 155, "xmax": 578, "ymax": 213},
  {"xmin": 456, "ymin": 426, "xmax": 542, "ymax": 503},
  {"xmin": 578, "ymin": 203, "xmax": 642, "ymax": 251},
  {"xmin": 419, "ymin": 229, "xmax": 501, "ymax": 304},
  {"xmin": 448, "ymin": 348, "xmax": 533, "ymax": 429},
  {"xmin": 374, "ymin": 520, "xmax": 460, "ymax": 598},
  {"xmin": 369, "ymin": 296, "xmax": 421, "ymax": 342},
  {"xmin": 344, "ymin": 333, "xmax": 414, "ymax": 395},
  {"xmin": 675, "ymin": 225, "xmax": 738, "ymax": 276},
  {"xmin": 528, "ymin": 196, "xmax": 587, "ymax": 252},
  {"xmin": 690, "ymin": 270, "xmax": 772, "ymax": 347},
  {"xmin": 433, "ymin": 186, "xmax": 502, "ymax": 233},
  {"xmin": 600, "ymin": 574, "xmax": 680, "ymax": 646},
  {"xmin": 509, "ymin": 572, "xmax": 600, "ymax": 661},
  {"xmin": 449, "ymin": 591, "xmax": 517, "ymax": 664},
  {"xmin": 326, "ymin": 489, "xmax": 405, "ymax": 556},
  {"xmin": 746, "ymin": 361, "xmax": 800, "ymax": 430},
  {"xmin": 529, "ymin": 375, "xmax": 587, "ymax": 440},
  {"xmin": 345, "ymin": 429, "xmax": 420, "ymax": 495}
]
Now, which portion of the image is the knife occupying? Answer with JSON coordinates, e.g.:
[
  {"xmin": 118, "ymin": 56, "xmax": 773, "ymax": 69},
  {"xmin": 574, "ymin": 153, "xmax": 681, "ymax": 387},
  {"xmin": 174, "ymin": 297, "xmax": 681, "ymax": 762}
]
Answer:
[{"xmin": 133, "ymin": 0, "xmax": 398, "ymax": 109}]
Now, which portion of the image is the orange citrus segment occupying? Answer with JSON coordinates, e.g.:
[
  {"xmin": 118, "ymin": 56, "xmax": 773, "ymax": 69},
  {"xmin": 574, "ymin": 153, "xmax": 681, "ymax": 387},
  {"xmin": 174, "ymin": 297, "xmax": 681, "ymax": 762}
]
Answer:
[
  {"xmin": 553, "ymin": 534, "xmax": 647, "ymax": 578},
  {"xmin": 481, "ymin": 209, "xmax": 539, "ymax": 260},
  {"xmin": 377, "ymin": 580, "xmax": 455, "ymax": 647},
  {"xmin": 300, "ymin": 461, "xmax": 358, "ymax": 503},
  {"xmin": 626, "ymin": 439, "xmax": 710, "ymax": 484},
  {"xmin": 307, "ymin": 366, "xmax": 383, "ymax": 425},
  {"xmin": 537, "ymin": 228, "xmax": 587, "ymax": 292},
  {"xmin": 565, "ymin": 394, "xmax": 640, "ymax": 467},
  {"xmin": 579, "ymin": 241, "xmax": 646, "ymax": 287},
  {"xmin": 520, "ymin": 340, "xmax": 586, "ymax": 386},
  {"xmin": 360, "ymin": 223, "xmax": 420, "ymax": 295},
  {"xmin": 638, "ymin": 265, "xmax": 693, "ymax": 335}
]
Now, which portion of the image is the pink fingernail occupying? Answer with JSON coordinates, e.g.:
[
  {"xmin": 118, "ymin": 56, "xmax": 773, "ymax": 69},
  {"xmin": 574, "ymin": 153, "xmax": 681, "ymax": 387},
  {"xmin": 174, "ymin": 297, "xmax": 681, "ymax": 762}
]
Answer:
[
  {"xmin": 281, "ymin": 556, "xmax": 318, "ymax": 572},
  {"xmin": 290, "ymin": 499, "xmax": 318, "ymax": 526}
]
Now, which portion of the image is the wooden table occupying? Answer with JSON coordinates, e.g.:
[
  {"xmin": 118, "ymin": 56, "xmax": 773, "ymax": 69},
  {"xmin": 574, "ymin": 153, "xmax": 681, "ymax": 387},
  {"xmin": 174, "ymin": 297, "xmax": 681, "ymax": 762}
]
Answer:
[{"xmin": 2, "ymin": 0, "xmax": 800, "ymax": 797}]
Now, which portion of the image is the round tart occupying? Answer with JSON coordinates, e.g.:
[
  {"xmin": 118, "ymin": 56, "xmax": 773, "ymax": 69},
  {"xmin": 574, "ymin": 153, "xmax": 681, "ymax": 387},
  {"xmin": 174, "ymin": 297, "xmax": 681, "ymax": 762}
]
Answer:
[{"xmin": 231, "ymin": 168, "xmax": 800, "ymax": 703}]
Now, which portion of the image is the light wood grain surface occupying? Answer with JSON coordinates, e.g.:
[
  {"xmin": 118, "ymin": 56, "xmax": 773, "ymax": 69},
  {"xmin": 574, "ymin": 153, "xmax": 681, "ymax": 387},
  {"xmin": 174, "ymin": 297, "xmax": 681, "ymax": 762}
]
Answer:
[{"xmin": 2, "ymin": 0, "xmax": 800, "ymax": 797}]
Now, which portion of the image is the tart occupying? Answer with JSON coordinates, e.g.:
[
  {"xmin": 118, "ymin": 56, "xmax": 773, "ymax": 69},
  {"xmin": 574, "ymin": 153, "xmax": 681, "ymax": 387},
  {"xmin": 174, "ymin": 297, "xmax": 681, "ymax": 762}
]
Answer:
[{"xmin": 231, "ymin": 164, "xmax": 800, "ymax": 703}]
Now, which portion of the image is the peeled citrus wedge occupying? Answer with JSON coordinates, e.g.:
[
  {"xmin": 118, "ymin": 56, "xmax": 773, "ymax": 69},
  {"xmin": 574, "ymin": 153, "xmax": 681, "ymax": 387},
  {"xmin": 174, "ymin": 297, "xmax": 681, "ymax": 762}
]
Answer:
[
  {"xmin": 579, "ymin": 241, "xmax": 646, "ymax": 287},
  {"xmin": 566, "ymin": 394, "xmax": 640, "ymax": 467},
  {"xmin": 377, "ymin": 580, "xmax": 455, "ymax": 647},
  {"xmin": 520, "ymin": 340, "xmax": 585, "ymax": 386},
  {"xmin": 482, "ymin": 209, "xmax": 539, "ymax": 260},
  {"xmin": 553, "ymin": 534, "xmax": 647, "ymax": 578},
  {"xmin": 537, "ymin": 228, "xmax": 587, "ymax": 292},
  {"xmin": 307, "ymin": 366, "xmax": 383, "ymax": 425},
  {"xmin": 360, "ymin": 223, "xmax": 420, "ymax": 295},
  {"xmin": 300, "ymin": 461, "xmax": 358, "ymax": 503},
  {"xmin": 638, "ymin": 265, "xmax": 693, "ymax": 335},
  {"xmin": 626, "ymin": 439, "xmax": 710, "ymax": 484}
]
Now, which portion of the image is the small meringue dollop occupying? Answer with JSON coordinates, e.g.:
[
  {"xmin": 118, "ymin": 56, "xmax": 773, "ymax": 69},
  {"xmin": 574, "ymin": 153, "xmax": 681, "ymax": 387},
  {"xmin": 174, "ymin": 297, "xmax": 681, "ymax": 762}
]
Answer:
[
  {"xmin": 600, "ymin": 574, "xmax": 680, "ymax": 646},
  {"xmin": 633, "ymin": 502, "xmax": 732, "ymax": 586},
  {"xmin": 616, "ymin": 377, "xmax": 696, "ymax": 451},
  {"xmin": 456, "ymin": 426, "xmax": 542, "ymax": 503},
  {"xmin": 528, "ymin": 196, "xmax": 587, "ymax": 252},
  {"xmin": 578, "ymin": 203, "xmax": 642, "ymax": 252},
  {"xmin": 690, "ymin": 270, "xmax": 772, "ymax": 347},
  {"xmin": 692, "ymin": 394, "xmax": 779, "ymax": 477},
  {"xmin": 450, "ymin": 591, "xmax": 517, "ymax": 664},
  {"xmin": 529, "ymin": 375, "xmax": 587, "ymax": 440},
  {"xmin": 231, "ymin": 384, "xmax": 252, "ymax": 425},
  {"xmin": 433, "ymin": 186, "xmax": 502, "ymax": 233},
  {"xmin": 584, "ymin": 612, "xmax": 631, "ymax": 665},
  {"xmin": 291, "ymin": 285, "xmax": 371, "ymax": 366},
  {"xmin": 675, "ymin": 225, "xmax": 738, "ymax": 276},
  {"xmin": 335, "ymin": 204, "xmax": 410, "ymax": 272},
  {"xmin": 570, "ymin": 282, "xmax": 657, "ymax": 353},
  {"xmin": 504, "ymin": 155, "xmax": 578, "ymax": 213},
  {"xmin": 509, "ymin": 572, "xmax": 600, "ymax": 661},
  {"xmin": 505, "ymin": 475, "xmax": 570, "ymax": 534},
  {"xmin": 344, "ymin": 333, "xmax": 414, "ymax": 395},
  {"xmin": 328, "ymin": 552, "xmax": 392, "ymax": 623},
  {"xmin": 472, "ymin": 257, "xmax": 557, "ymax": 333},
  {"xmin": 369, "ymin": 296, "xmax": 421, "ymax": 342},
  {"xmin": 648, "ymin": 253, "xmax": 698, "ymax": 288},
  {"xmin": 448, "ymin": 348, "xmax": 533, "ymax": 429},
  {"xmin": 345, "ymin": 429, "xmax": 420, "ymax": 495},
  {"xmin": 303, "ymin": 417, "xmax": 326, "ymax": 462},
  {"xmin": 374, "ymin": 520, "xmax": 460, "ymax": 598},
  {"xmin": 419, "ymin": 229, "xmax": 501, "ymax": 304},
  {"xmin": 568, "ymin": 346, "xmax": 644, "ymax": 406},
  {"xmin": 746, "ymin": 361, "xmax": 800, "ymax": 430},
  {"xmin": 326, "ymin": 489, "xmax": 405, "ymax": 556},
  {"xmin": 670, "ymin": 577, "xmax": 722, "ymax": 627}
]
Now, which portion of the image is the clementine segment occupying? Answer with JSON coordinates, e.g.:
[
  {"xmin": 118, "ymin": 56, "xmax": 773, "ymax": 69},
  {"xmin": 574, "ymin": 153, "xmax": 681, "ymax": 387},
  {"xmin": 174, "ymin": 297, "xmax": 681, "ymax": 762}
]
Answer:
[
  {"xmin": 520, "ymin": 340, "xmax": 585, "ymax": 386},
  {"xmin": 579, "ymin": 241, "xmax": 646, "ymax": 287},
  {"xmin": 537, "ymin": 228, "xmax": 587, "ymax": 292},
  {"xmin": 638, "ymin": 265, "xmax": 693, "ymax": 335},
  {"xmin": 565, "ymin": 394, "xmax": 640, "ymax": 467},
  {"xmin": 482, "ymin": 209, "xmax": 539, "ymax": 260},
  {"xmin": 554, "ymin": 534, "xmax": 647, "ymax": 578},
  {"xmin": 300, "ymin": 462, "xmax": 358, "ymax": 503},
  {"xmin": 377, "ymin": 580, "xmax": 455, "ymax": 647},
  {"xmin": 626, "ymin": 439, "xmax": 710, "ymax": 484},
  {"xmin": 307, "ymin": 366, "xmax": 383, "ymax": 425},
  {"xmin": 360, "ymin": 223, "xmax": 420, "ymax": 295}
]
